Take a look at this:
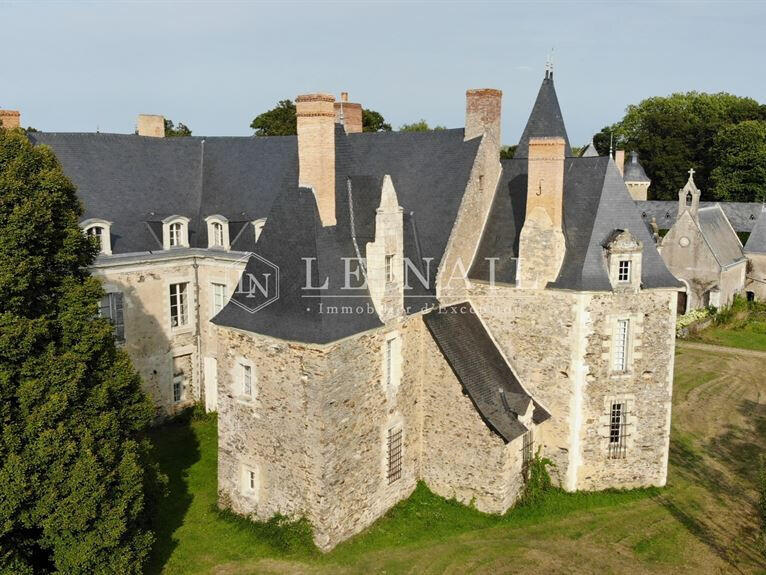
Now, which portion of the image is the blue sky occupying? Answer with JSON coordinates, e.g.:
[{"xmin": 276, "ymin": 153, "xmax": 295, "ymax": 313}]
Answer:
[{"xmin": 3, "ymin": 1, "xmax": 765, "ymax": 146}]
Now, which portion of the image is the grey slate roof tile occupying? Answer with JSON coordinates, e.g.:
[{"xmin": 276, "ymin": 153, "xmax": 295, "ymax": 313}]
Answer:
[
  {"xmin": 744, "ymin": 206, "xmax": 766, "ymax": 253},
  {"xmin": 636, "ymin": 200, "xmax": 764, "ymax": 232},
  {"xmin": 515, "ymin": 72, "xmax": 573, "ymax": 158},
  {"xmin": 424, "ymin": 301, "xmax": 549, "ymax": 442},
  {"xmin": 623, "ymin": 151, "xmax": 650, "ymax": 183},
  {"xmin": 696, "ymin": 205, "xmax": 745, "ymax": 267}
]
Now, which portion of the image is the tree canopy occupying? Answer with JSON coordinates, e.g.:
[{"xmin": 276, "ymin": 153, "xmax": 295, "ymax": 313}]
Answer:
[
  {"xmin": 710, "ymin": 120, "xmax": 766, "ymax": 202},
  {"xmin": 164, "ymin": 119, "xmax": 192, "ymax": 137},
  {"xmin": 399, "ymin": 120, "xmax": 446, "ymax": 132},
  {"xmin": 593, "ymin": 92, "xmax": 766, "ymax": 200},
  {"xmin": 0, "ymin": 127, "xmax": 164, "ymax": 573},
  {"xmin": 251, "ymin": 99, "xmax": 392, "ymax": 136}
]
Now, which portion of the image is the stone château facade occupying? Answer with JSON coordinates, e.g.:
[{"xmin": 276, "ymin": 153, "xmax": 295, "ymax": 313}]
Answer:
[{"xmin": 9, "ymin": 72, "xmax": 681, "ymax": 550}]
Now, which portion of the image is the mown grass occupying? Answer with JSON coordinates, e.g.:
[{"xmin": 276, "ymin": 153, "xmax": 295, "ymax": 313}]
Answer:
[
  {"xmin": 691, "ymin": 296, "xmax": 766, "ymax": 351},
  {"xmin": 147, "ymin": 345, "xmax": 766, "ymax": 574}
]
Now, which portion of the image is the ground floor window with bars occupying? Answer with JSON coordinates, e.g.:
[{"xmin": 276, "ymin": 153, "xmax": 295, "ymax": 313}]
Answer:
[
  {"xmin": 608, "ymin": 401, "xmax": 629, "ymax": 459},
  {"xmin": 386, "ymin": 427, "xmax": 403, "ymax": 484}
]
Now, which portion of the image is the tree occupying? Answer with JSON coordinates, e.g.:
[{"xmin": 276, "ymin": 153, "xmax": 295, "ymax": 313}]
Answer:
[
  {"xmin": 0, "ymin": 128, "xmax": 164, "ymax": 573},
  {"xmin": 500, "ymin": 145, "xmax": 517, "ymax": 160},
  {"xmin": 250, "ymin": 99, "xmax": 297, "ymax": 137},
  {"xmin": 710, "ymin": 120, "xmax": 766, "ymax": 202},
  {"xmin": 593, "ymin": 92, "xmax": 766, "ymax": 199},
  {"xmin": 400, "ymin": 120, "xmax": 446, "ymax": 132},
  {"xmin": 362, "ymin": 109, "xmax": 391, "ymax": 132},
  {"xmin": 164, "ymin": 119, "xmax": 192, "ymax": 137}
]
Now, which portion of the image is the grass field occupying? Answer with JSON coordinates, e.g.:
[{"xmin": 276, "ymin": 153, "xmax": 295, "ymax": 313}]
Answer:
[
  {"xmin": 148, "ymin": 345, "xmax": 766, "ymax": 574},
  {"xmin": 690, "ymin": 298, "xmax": 766, "ymax": 352}
]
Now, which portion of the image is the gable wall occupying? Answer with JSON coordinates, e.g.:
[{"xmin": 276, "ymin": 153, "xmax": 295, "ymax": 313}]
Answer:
[{"xmin": 746, "ymin": 253, "xmax": 766, "ymax": 300}]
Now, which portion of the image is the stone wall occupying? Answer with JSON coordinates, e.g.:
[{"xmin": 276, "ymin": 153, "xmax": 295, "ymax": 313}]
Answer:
[
  {"xmin": 577, "ymin": 290, "xmax": 676, "ymax": 489},
  {"xmin": 420, "ymin": 325, "xmax": 525, "ymax": 512},
  {"xmin": 719, "ymin": 262, "xmax": 746, "ymax": 307},
  {"xmin": 746, "ymin": 254, "xmax": 766, "ymax": 301}
]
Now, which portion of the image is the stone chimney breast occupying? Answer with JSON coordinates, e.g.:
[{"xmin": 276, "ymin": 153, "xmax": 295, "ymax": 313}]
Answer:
[
  {"xmin": 615, "ymin": 149, "xmax": 625, "ymax": 176},
  {"xmin": 137, "ymin": 114, "xmax": 165, "ymax": 137},
  {"xmin": 0, "ymin": 110, "xmax": 21, "ymax": 130},
  {"xmin": 464, "ymin": 89, "xmax": 502, "ymax": 143}
]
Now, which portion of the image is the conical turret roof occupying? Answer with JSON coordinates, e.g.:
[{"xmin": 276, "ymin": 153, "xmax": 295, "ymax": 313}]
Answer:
[{"xmin": 515, "ymin": 71, "xmax": 572, "ymax": 158}]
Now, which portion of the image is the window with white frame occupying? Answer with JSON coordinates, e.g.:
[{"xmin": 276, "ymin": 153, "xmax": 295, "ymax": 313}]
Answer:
[
  {"xmin": 81, "ymin": 219, "xmax": 112, "ymax": 254},
  {"xmin": 169, "ymin": 222, "xmax": 183, "ymax": 247},
  {"xmin": 205, "ymin": 215, "xmax": 230, "ymax": 250},
  {"xmin": 613, "ymin": 319, "xmax": 630, "ymax": 372},
  {"xmin": 608, "ymin": 401, "xmax": 629, "ymax": 459},
  {"xmin": 212, "ymin": 283, "xmax": 227, "ymax": 316},
  {"xmin": 240, "ymin": 362, "xmax": 253, "ymax": 398},
  {"xmin": 618, "ymin": 260, "xmax": 631, "ymax": 283},
  {"xmin": 99, "ymin": 292, "xmax": 124, "ymax": 341},
  {"xmin": 386, "ymin": 426, "xmax": 403, "ymax": 484},
  {"xmin": 385, "ymin": 254, "xmax": 395, "ymax": 284},
  {"xmin": 172, "ymin": 374, "xmax": 183, "ymax": 403},
  {"xmin": 169, "ymin": 282, "xmax": 189, "ymax": 328}
]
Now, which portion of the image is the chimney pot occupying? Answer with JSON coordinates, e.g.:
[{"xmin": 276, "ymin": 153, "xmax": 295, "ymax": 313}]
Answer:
[
  {"xmin": 297, "ymin": 93, "xmax": 337, "ymax": 226},
  {"xmin": 137, "ymin": 114, "xmax": 165, "ymax": 137},
  {"xmin": 0, "ymin": 109, "xmax": 21, "ymax": 130},
  {"xmin": 341, "ymin": 92, "xmax": 349, "ymax": 103}
]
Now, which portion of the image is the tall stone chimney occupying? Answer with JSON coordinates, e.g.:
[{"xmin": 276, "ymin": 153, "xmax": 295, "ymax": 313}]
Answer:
[
  {"xmin": 297, "ymin": 93, "xmax": 336, "ymax": 226},
  {"xmin": 464, "ymin": 89, "xmax": 502, "ymax": 145},
  {"xmin": 137, "ymin": 114, "xmax": 165, "ymax": 137},
  {"xmin": 334, "ymin": 91, "xmax": 363, "ymax": 134},
  {"xmin": 517, "ymin": 137, "xmax": 567, "ymax": 289},
  {"xmin": 614, "ymin": 149, "xmax": 625, "ymax": 176},
  {"xmin": 0, "ymin": 110, "xmax": 21, "ymax": 130}
]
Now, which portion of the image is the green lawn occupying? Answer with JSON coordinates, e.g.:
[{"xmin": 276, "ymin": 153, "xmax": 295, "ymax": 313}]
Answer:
[
  {"xmin": 148, "ymin": 346, "xmax": 766, "ymax": 574},
  {"xmin": 692, "ymin": 323, "xmax": 766, "ymax": 351}
]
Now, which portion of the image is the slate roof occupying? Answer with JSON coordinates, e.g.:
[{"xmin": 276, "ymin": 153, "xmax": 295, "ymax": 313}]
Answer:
[
  {"xmin": 636, "ymin": 200, "xmax": 764, "ymax": 232},
  {"xmin": 211, "ymin": 126, "xmax": 478, "ymax": 343},
  {"xmin": 470, "ymin": 155, "xmax": 680, "ymax": 290},
  {"xmin": 423, "ymin": 302, "xmax": 549, "ymax": 442},
  {"xmin": 696, "ymin": 205, "xmax": 745, "ymax": 267},
  {"xmin": 28, "ymin": 133, "xmax": 295, "ymax": 254},
  {"xmin": 515, "ymin": 71, "xmax": 573, "ymax": 158},
  {"xmin": 580, "ymin": 141, "xmax": 599, "ymax": 157},
  {"xmin": 623, "ymin": 151, "xmax": 650, "ymax": 183},
  {"xmin": 744, "ymin": 206, "xmax": 766, "ymax": 253}
]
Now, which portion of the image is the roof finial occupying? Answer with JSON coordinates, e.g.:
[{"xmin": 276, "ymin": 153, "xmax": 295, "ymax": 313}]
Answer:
[
  {"xmin": 609, "ymin": 132, "xmax": 614, "ymax": 156},
  {"xmin": 544, "ymin": 49, "xmax": 554, "ymax": 79},
  {"xmin": 688, "ymin": 167, "xmax": 695, "ymax": 180}
]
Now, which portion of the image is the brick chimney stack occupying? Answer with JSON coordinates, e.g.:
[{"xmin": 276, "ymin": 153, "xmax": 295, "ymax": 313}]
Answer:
[
  {"xmin": 614, "ymin": 149, "xmax": 625, "ymax": 176},
  {"xmin": 517, "ymin": 137, "xmax": 567, "ymax": 288},
  {"xmin": 0, "ymin": 110, "xmax": 21, "ymax": 130},
  {"xmin": 334, "ymin": 91, "xmax": 363, "ymax": 134},
  {"xmin": 464, "ymin": 89, "xmax": 502, "ymax": 145},
  {"xmin": 137, "ymin": 114, "xmax": 165, "ymax": 137},
  {"xmin": 297, "ymin": 93, "xmax": 337, "ymax": 227}
]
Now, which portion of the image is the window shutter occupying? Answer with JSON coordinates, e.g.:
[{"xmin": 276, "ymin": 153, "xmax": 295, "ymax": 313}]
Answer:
[{"xmin": 113, "ymin": 292, "xmax": 125, "ymax": 341}]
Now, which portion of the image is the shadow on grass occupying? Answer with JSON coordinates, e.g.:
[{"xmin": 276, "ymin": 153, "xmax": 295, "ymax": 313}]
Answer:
[{"xmin": 145, "ymin": 412, "xmax": 202, "ymax": 575}]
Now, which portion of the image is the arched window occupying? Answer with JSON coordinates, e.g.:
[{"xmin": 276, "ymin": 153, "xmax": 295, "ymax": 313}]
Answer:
[
  {"xmin": 162, "ymin": 216, "xmax": 190, "ymax": 250},
  {"xmin": 169, "ymin": 222, "xmax": 182, "ymax": 247},
  {"xmin": 80, "ymin": 219, "xmax": 112, "ymax": 255},
  {"xmin": 204, "ymin": 215, "xmax": 230, "ymax": 250}
]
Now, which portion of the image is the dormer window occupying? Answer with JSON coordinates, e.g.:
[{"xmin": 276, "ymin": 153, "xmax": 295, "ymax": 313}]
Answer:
[
  {"xmin": 253, "ymin": 218, "xmax": 266, "ymax": 243},
  {"xmin": 604, "ymin": 229, "xmax": 642, "ymax": 292},
  {"xmin": 205, "ymin": 215, "xmax": 230, "ymax": 250},
  {"xmin": 80, "ymin": 218, "xmax": 113, "ymax": 255},
  {"xmin": 162, "ymin": 216, "xmax": 190, "ymax": 250}
]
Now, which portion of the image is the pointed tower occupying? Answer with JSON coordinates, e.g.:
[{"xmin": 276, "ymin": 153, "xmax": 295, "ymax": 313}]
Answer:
[
  {"xmin": 580, "ymin": 140, "xmax": 599, "ymax": 157},
  {"xmin": 677, "ymin": 169, "xmax": 701, "ymax": 220},
  {"xmin": 515, "ymin": 69, "xmax": 572, "ymax": 158},
  {"xmin": 623, "ymin": 151, "xmax": 651, "ymax": 200}
]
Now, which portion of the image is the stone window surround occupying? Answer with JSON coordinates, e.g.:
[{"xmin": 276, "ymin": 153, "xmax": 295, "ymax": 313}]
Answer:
[
  {"xmin": 599, "ymin": 394, "xmax": 636, "ymax": 458},
  {"xmin": 240, "ymin": 461, "xmax": 260, "ymax": 500},
  {"xmin": 162, "ymin": 215, "xmax": 191, "ymax": 250},
  {"xmin": 80, "ymin": 218, "xmax": 113, "ymax": 255},
  {"xmin": 234, "ymin": 355, "xmax": 256, "ymax": 403},
  {"xmin": 99, "ymin": 290, "xmax": 125, "ymax": 343},
  {"xmin": 169, "ymin": 344, "xmax": 196, "ymax": 406},
  {"xmin": 607, "ymin": 312, "xmax": 642, "ymax": 378},
  {"xmin": 382, "ymin": 330, "xmax": 402, "ymax": 394},
  {"xmin": 164, "ymin": 275, "xmax": 194, "ymax": 335},
  {"xmin": 253, "ymin": 218, "xmax": 267, "ymax": 243},
  {"xmin": 211, "ymin": 281, "xmax": 228, "ymax": 319},
  {"xmin": 204, "ymin": 214, "xmax": 230, "ymax": 250}
]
